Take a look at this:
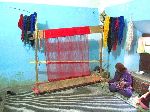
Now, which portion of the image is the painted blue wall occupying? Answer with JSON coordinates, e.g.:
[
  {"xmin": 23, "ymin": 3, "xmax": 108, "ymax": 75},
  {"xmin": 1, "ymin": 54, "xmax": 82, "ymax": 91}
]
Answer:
[
  {"xmin": 0, "ymin": 2, "xmax": 100, "ymax": 88},
  {"xmin": 105, "ymin": 0, "xmax": 150, "ymax": 78}
]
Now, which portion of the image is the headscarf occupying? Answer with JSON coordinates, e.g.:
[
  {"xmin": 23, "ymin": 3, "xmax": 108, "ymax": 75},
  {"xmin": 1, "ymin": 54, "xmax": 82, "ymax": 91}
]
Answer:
[{"xmin": 115, "ymin": 63, "xmax": 127, "ymax": 74}]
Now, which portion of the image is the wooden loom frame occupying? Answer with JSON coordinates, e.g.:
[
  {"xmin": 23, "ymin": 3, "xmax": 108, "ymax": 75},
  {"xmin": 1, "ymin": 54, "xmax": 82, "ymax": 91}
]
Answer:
[{"xmin": 32, "ymin": 25, "xmax": 104, "ymax": 94}]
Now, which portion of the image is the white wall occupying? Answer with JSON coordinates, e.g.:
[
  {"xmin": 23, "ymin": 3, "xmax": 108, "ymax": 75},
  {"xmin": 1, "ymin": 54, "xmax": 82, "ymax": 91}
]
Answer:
[
  {"xmin": 98, "ymin": 0, "xmax": 133, "ymax": 12},
  {"xmin": 0, "ymin": 0, "xmax": 100, "ymax": 8}
]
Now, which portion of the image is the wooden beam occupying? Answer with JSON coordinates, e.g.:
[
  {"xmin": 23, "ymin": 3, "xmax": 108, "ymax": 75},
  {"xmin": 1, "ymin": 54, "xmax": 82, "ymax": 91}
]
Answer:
[
  {"xmin": 89, "ymin": 25, "xmax": 103, "ymax": 33},
  {"xmin": 142, "ymin": 33, "xmax": 150, "ymax": 37},
  {"xmin": 32, "ymin": 75, "xmax": 102, "ymax": 94},
  {"xmin": 30, "ymin": 60, "xmax": 104, "ymax": 64},
  {"xmin": 37, "ymin": 25, "xmax": 103, "ymax": 39}
]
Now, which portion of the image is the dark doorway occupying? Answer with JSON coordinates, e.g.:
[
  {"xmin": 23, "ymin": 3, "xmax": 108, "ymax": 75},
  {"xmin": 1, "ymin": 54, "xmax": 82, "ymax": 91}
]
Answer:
[{"xmin": 139, "ymin": 53, "xmax": 150, "ymax": 73}]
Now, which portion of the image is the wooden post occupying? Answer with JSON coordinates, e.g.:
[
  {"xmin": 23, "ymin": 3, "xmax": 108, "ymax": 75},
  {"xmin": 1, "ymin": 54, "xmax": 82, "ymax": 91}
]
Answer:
[
  {"xmin": 99, "ymin": 32, "xmax": 103, "ymax": 74},
  {"xmin": 35, "ymin": 19, "xmax": 39, "ymax": 83}
]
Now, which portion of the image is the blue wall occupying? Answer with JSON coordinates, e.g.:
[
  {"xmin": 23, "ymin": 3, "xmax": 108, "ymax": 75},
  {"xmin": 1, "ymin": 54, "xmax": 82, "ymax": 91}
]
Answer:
[
  {"xmin": 0, "ymin": 2, "xmax": 100, "ymax": 89},
  {"xmin": 104, "ymin": 0, "xmax": 150, "ymax": 78}
]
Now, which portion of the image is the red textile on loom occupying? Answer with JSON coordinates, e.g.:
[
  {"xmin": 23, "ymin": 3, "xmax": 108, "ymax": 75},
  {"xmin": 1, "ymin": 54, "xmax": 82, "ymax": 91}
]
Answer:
[
  {"xmin": 45, "ymin": 41, "xmax": 88, "ymax": 52},
  {"xmin": 44, "ymin": 26, "xmax": 90, "ymax": 38},
  {"xmin": 45, "ymin": 35, "xmax": 90, "ymax": 82}
]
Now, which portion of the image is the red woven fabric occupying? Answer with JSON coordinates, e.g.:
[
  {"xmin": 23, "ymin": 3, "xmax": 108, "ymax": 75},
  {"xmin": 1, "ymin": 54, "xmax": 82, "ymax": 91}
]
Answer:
[
  {"xmin": 44, "ymin": 26, "xmax": 90, "ymax": 38},
  {"xmin": 45, "ymin": 35, "xmax": 90, "ymax": 82}
]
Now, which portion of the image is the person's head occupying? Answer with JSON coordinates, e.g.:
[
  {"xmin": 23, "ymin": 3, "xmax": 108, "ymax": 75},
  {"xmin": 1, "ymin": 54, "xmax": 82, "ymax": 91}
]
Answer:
[{"xmin": 115, "ymin": 63, "xmax": 127, "ymax": 73}]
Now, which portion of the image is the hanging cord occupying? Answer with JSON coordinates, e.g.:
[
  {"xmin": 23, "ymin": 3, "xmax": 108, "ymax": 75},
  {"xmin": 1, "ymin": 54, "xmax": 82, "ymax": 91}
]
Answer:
[{"xmin": 9, "ymin": 6, "xmax": 31, "ymax": 13}]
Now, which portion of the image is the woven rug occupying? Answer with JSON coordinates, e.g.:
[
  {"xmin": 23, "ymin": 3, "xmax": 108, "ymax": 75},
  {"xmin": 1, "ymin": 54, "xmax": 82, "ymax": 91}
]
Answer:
[{"xmin": 3, "ymin": 83, "xmax": 137, "ymax": 112}]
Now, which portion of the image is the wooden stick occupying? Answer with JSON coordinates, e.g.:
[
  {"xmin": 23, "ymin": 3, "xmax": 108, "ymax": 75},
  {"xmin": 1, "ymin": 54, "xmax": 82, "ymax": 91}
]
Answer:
[
  {"xmin": 89, "ymin": 25, "xmax": 103, "ymax": 33},
  {"xmin": 35, "ymin": 18, "xmax": 39, "ymax": 83},
  {"xmin": 99, "ymin": 33, "xmax": 103, "ymax": 74},
  {"xmin": 30, "ymin": 60, "xmax": 104, "ymax": 64}
]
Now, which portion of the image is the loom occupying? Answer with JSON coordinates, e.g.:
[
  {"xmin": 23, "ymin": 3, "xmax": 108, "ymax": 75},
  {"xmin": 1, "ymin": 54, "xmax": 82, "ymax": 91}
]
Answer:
[{"xmin": 31, "ymin": 19, "xmax": 104, "ymax": 94}]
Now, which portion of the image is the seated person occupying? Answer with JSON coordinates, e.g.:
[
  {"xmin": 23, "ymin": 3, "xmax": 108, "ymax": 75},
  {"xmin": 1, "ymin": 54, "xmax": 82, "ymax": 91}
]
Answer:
[{"xmin": 108, "ymin": 63, "xmax": 133, "ymax": 98}]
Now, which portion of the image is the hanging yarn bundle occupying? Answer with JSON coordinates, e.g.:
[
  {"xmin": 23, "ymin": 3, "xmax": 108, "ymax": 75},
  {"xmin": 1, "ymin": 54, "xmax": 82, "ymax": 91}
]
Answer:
[
  {"xmin": 18, "ymin": 12, "xmax": 37, "ymax": 47},
  {"xmin": 103, "ymin": 16, "xmax": 125, "ymax": 53},
  {"xmin": 112, "ymin": 17, "xmax": 119, "ymax": 51},
  {"xmin": 118, "ymin": 16, "xmax": 125, "ymax": 45},
  {"xmin": 107, "ymin": 17, "xmax": 113, "ymax": 53},
  {"xmin": 126, "ymin": 19, "xmax": 134, "ymax": 51},
  {"xmin": 103, "ymin": 16, "xmax": 110, "ymax": 48}
]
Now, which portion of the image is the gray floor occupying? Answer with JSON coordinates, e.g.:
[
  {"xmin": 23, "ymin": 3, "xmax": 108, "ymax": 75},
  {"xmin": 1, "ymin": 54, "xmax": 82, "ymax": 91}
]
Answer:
[{"xmin": 2, "ymin": 84, "xmax": 137, "ymax": 112}]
